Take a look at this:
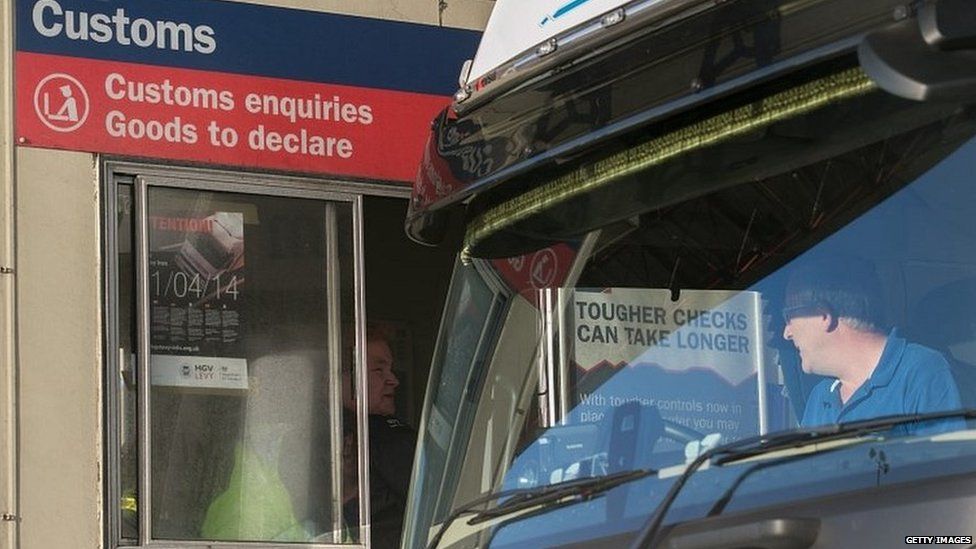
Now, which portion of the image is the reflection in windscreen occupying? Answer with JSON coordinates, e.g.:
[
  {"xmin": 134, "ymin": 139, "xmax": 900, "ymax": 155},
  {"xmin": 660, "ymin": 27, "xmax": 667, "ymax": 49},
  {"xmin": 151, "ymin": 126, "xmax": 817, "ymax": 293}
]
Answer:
[
  {"xmin": 512, "ymin": 127, "xmax": 976, "ymax": 489},
  {"xmin": 407, "ymin": 96, "xmax": 976, "ymax": 549},
  {"xmin": 491, "ymin": 123, "xmax": 976, "ymax": 538}
]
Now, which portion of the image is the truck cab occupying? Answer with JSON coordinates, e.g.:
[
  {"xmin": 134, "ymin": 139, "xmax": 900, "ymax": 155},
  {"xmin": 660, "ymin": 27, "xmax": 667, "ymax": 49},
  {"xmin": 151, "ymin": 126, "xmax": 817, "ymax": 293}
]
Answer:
[{"xmin": 404, "ymin": 0, "xmax": 976, "ymax": 547}]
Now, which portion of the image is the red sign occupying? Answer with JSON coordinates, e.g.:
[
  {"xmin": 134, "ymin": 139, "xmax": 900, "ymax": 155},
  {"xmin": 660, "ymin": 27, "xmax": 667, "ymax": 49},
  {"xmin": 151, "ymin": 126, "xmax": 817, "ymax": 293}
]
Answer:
[{"xmin": 16, "ymin": 52, "xmax": 451, "ymax": 182}]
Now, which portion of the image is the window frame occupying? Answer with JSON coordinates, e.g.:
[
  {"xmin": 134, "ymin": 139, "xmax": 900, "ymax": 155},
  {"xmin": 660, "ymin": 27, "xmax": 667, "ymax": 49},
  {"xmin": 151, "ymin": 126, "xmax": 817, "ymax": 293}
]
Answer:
[{"xmin": 101, "ymin": 160, "xmax": 393, "ymax": 549}]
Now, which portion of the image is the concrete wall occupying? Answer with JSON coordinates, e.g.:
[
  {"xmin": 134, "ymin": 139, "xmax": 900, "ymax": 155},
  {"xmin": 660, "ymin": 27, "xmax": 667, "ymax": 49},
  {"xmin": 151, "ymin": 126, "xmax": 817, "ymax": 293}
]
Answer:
[
  {"xmin": 4, "ymin": 1, "xmax": 490, "ymax": 548},
  {"xmin": 15, "ymin": 148, "xmax": 102, "ymax": 548}
]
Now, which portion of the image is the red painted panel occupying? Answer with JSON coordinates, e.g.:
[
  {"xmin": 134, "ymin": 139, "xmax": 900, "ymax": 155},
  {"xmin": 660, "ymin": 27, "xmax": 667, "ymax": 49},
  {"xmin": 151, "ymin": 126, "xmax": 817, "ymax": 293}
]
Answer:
[{"xmin": 16, "ymin": 52, "xmax": 450, "ymax": 182}]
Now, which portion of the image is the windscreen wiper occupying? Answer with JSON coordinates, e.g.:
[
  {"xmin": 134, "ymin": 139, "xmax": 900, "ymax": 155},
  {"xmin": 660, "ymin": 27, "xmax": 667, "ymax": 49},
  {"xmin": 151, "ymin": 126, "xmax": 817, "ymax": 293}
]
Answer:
[
  {"xmin": 427, "ymin": 467, "xmax": 654, "ymax": 549},
  {"xmin": 628, "ymin": 408, "xmax": 976, "ymax": 549},
  {"xmin": 704, "ymin": 434, "xmax": 879, "ymax": 519}
]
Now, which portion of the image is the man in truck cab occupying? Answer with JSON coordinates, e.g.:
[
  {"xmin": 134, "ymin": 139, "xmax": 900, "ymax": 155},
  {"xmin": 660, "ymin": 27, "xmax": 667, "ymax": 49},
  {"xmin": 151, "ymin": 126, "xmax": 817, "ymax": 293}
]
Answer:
[{"xmin": 782, "ymin": 259, "xmax": 963, "ymax": 434}]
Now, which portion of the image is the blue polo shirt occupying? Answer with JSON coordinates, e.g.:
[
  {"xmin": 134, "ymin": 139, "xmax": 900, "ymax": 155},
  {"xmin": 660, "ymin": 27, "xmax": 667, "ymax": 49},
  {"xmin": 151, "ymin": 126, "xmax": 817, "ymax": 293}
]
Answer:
[{"xmin": 801, "ymin": 331, "xmax": 964, "ymax": 436}]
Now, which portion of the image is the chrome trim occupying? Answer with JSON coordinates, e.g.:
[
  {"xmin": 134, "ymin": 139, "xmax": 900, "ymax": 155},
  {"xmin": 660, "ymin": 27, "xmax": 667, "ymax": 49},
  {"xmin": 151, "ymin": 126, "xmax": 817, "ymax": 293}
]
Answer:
[
  {"xmin": 556, "ymin": 289, "xmax": 570, "ymax": 423},
  {"xmin": 134, "ymin": 176, "xmax": 355, "ymax": 202},
  {"xmin": 325, "ymin": 203, "xmax": 345, "ymax": 541},
  {"xmin": 352, "ymin": 194, "xmax": 371, "ymax": 548},
  {"xmin": 134, "ymin": 176, "xmax": 152, "ymax": 546},
  {"xmin": 105, "ymin": 160, "xmax": 410, "ymax": 199},
  {"xmin": 541, "ymin": 288, "xmax": 558, "ymax": 426}
]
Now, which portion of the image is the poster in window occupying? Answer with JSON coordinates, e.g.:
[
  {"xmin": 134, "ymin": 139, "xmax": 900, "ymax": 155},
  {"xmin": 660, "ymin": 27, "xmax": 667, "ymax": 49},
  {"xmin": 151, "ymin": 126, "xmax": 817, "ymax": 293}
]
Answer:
[{"xmin": 148, "ymin": 211, "xmax": 248, "ymax": 390}]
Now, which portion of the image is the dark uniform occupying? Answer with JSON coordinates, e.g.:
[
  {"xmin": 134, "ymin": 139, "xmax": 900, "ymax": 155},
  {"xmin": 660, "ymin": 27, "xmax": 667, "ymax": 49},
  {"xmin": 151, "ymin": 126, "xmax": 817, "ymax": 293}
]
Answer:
[{"xmin": 346, "ymin": 414, "xmax": 417, "ymax": 549}]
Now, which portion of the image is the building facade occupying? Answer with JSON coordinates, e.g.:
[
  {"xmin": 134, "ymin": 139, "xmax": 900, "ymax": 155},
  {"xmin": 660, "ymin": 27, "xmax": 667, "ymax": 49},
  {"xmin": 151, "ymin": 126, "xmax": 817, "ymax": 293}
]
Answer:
[{"xmin": 0, "ymin": 1, "xmax": 489, "ymax": 547}]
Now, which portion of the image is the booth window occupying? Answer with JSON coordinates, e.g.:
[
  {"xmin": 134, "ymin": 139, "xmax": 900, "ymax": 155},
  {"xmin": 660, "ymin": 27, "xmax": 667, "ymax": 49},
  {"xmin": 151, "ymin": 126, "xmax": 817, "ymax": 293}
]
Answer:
[{"xmin": 104, "ymin": 169, "xmax": 367, "ymax": 547}]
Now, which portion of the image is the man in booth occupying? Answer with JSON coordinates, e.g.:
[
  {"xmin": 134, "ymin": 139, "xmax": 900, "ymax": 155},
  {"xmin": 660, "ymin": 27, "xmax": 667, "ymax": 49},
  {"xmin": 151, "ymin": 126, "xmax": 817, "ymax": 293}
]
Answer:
[{"xmin": 343, "ymin": 323, "xmax": 417, "ymax": 549}]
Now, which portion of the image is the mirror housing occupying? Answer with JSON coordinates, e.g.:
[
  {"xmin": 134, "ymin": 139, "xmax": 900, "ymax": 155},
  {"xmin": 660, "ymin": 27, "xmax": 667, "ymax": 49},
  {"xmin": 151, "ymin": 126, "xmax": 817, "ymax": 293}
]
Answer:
[{"xmin": 859, "ymin": 1, "xmax": 976, "ymax": 102}]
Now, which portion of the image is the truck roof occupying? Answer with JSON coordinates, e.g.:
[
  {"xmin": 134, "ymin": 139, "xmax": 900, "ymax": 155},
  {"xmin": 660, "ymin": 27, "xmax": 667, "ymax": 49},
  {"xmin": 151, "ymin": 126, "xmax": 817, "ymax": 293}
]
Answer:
[
  {"xmin": 407, "ymin": 0, "xmax": 918, "ymax": 253},
  {"xmin": 467, "ymin": 0, "xmax": 636, "ymax": 85}
]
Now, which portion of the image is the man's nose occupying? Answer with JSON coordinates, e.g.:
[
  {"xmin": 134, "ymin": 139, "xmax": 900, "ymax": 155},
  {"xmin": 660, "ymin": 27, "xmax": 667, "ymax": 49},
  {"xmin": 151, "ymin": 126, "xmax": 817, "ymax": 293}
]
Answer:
[
  {"xmin": 782, "ymin": 321, "xmax": 793, "ymax": 341},
  {"xmin": 386, "ymin": 370, "xmax": 400, "ymax": 387}
]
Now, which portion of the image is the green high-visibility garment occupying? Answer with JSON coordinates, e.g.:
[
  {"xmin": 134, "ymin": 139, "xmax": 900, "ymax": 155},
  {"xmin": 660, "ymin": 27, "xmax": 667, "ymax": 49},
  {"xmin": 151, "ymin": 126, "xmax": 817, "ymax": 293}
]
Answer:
[{"xmin": 201, "ymin": 444, "xmax": 307, "ymax": 542}]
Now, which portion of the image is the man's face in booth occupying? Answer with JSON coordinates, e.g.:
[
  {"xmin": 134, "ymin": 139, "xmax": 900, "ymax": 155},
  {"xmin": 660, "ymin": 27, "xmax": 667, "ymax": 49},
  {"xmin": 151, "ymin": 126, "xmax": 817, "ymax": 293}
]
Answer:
[{"xmin": 367, "ymin": 338, "xmax": 399, "ymax": 416}]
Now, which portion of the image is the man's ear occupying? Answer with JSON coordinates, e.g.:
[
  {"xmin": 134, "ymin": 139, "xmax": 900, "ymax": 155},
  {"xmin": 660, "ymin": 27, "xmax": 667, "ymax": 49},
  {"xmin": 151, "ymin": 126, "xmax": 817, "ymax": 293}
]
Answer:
[{"xmin": 824, "ymin": 312, "xmax": 839, "ymax": 332}]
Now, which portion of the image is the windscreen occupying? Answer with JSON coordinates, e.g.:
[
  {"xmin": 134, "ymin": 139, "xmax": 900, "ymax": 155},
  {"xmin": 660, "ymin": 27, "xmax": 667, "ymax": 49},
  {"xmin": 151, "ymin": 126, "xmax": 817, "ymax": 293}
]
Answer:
[{"xmin": 406, "ymin": 81, "xmax": 976, "ymax": 548}]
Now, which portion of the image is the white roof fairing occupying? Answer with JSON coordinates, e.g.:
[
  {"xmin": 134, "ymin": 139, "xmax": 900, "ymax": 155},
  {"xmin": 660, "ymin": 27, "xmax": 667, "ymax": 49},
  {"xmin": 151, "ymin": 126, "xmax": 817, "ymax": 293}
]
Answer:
[{"xmin": 466, "ymin": 0, "xmax": 635, "ymax": 84}]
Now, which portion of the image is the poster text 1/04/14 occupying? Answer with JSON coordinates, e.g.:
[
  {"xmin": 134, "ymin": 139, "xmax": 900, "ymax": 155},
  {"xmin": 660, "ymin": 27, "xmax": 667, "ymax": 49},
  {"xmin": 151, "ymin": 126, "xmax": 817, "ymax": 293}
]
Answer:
[{"xmin": 151, "ymin": 270, "xmax": 240, "ymax": 302}]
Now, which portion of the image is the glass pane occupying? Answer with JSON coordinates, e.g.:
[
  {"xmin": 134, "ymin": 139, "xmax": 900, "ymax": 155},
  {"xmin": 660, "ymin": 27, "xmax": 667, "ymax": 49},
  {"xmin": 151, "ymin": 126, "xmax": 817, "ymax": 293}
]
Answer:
[{"xmin": 142, "ymin": 187, "xmax": 358, "ymax": 543}]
